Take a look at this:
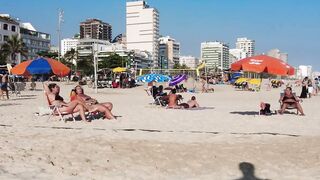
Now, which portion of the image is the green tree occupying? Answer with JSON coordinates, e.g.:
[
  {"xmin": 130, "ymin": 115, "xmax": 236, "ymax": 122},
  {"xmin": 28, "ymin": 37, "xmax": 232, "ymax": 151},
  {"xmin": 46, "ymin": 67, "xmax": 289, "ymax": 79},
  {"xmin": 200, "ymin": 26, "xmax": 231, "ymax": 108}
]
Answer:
[
  {"xmin": 0, "ymin": 34, "xmax": 28, "ymax": 63},
  {"xmin": 77, "ymin": 55, "xmax": 94, "ymax": 75},
  {"xmin": 37, "ymin": 51, "xmax": 58, "ymax": 59},
  {"xmin": 173, "ymin": 63, "xmax": 190, "ymax": 69},
  {"xmin": 98, "ymin": 53, "xmax": 126, "ymax": 69}
]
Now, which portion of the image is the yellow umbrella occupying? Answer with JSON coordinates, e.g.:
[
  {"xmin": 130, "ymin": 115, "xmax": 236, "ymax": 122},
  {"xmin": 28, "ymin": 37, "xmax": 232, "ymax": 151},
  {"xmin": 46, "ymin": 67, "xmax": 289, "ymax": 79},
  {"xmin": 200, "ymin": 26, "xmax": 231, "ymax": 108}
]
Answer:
[{"xmin": 112, "ymin": 67, "xmax": 127, "ymax": 73}]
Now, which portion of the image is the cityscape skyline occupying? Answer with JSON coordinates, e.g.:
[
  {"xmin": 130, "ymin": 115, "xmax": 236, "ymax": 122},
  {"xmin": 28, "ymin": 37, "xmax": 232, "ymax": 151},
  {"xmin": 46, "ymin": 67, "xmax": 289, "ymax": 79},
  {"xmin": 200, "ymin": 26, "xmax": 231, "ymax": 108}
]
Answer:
[{"xmin": 1, "ymin": 0, "xmax": 320, "ymax": 70}]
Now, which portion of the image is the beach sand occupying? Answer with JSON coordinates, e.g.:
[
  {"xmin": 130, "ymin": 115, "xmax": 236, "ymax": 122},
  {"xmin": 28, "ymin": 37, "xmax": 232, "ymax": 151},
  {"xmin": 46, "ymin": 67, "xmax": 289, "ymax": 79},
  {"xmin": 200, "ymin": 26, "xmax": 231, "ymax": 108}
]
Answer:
[{"xmin": 0, "ymin": 82, "xmax": 319, "ymax": 179}]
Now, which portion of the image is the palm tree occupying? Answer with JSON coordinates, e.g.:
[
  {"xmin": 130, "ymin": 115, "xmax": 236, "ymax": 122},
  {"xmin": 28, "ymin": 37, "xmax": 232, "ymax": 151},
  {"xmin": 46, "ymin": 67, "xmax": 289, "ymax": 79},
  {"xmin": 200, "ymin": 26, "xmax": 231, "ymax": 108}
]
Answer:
[{"xmin": 1, "ymin": 34, "xmax": 28, "ymax": 64}]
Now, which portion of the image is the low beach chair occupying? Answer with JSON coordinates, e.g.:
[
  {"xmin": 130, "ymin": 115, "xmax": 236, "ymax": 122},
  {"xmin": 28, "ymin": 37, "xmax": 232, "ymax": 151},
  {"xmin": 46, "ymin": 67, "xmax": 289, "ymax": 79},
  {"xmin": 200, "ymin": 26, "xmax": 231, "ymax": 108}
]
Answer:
[
  {"xmin": 248, "ymin": 79, "xmax": 262, "ymax": 91},
  {"xmin": 279, "ymin": 92, "xmax": 299, "ymax": 114},
  {"xmin": 45, "ymin": 92, "xmax": 76, "ymax": 122}
]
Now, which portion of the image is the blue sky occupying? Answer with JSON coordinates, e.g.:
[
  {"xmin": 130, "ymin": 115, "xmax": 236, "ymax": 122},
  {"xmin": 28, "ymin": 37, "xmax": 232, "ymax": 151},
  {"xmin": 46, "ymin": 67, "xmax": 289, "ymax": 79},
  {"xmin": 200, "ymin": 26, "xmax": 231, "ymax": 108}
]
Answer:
[{"xmin": 1, "ymin": 0, "xmax": 320, "ymax": 70}]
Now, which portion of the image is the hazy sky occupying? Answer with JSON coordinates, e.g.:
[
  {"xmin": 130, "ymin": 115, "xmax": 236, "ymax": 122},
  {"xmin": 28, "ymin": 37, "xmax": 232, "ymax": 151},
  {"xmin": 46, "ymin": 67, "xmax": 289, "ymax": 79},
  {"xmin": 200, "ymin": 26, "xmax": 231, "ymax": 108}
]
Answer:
[{"xmin": 1, "ymin": 0, "xmax": 320, "ymax": 70}]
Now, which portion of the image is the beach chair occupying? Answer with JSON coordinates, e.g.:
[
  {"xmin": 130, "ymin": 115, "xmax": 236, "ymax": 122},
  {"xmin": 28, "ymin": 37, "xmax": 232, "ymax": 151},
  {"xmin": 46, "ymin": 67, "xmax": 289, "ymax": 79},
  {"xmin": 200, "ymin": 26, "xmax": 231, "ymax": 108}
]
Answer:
[
  {"xmin": 248, "ymin": 79, "xmax": 262, "ymax": 91},
  {"xmin": 45, "ymin": 92, "xmax": 76, "ymax": 122},
  {"xmin": 279, "ymin": 92, "xmax": 299, "ymax": 114}
]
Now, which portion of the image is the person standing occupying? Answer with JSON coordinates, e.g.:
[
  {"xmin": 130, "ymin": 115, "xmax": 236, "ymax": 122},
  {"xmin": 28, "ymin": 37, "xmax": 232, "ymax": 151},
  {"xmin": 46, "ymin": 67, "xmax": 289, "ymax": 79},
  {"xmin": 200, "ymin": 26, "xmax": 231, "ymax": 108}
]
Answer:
[
  {"xmin": 0, "ymin": 74, "xmax": 9, "ymax": 100},
  {"xmin": 300, "ymin": 77, "xmax": 308, "ymax": 98}
]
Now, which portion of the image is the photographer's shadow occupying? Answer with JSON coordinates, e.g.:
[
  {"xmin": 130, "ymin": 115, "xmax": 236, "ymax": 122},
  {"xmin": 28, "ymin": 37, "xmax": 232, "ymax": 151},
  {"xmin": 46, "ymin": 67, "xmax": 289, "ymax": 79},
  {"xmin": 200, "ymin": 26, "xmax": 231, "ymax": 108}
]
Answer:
[{"xmin": 235, "ymin": 162, "xmax": 270, "ymax": 180}]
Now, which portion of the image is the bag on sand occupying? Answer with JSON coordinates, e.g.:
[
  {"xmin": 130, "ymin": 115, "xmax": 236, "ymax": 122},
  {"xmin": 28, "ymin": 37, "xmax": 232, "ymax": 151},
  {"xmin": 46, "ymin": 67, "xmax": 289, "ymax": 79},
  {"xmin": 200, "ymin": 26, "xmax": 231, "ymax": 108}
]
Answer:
[{"xmin": 260, "ymin": 103, "xmax": 271, "ymax": 115}]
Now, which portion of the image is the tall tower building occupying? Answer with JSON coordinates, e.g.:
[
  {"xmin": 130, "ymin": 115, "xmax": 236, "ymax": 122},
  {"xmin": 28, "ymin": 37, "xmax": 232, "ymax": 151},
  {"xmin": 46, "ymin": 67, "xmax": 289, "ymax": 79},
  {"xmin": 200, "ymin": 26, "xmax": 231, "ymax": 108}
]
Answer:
[
  {"xmin": 80, "ymin": 19, "xmax": 112, "ymax": 41},
  {"xmin": 158, "ymin": 36, "xmax": 180, "ymax": 69},
  {"xmin": 236, "ymin": 37, "xmax": 255, "ymax": 57},
  {"xmin": 126, "ymin": 0, "xmax": 159, "ymax": 67},
  {"xmin": 201, "ymin": 41, "xmax": 229, "ymax": 70}
]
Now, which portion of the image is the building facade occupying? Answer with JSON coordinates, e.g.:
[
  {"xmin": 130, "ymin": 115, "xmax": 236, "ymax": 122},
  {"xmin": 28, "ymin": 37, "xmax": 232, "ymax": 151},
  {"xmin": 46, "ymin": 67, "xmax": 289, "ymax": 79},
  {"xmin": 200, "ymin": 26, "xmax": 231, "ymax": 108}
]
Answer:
[
  {"xmin": 179, "ymin": 56, "xmax": 199, "ymax": 69},
  {"xmin": 80, "ymin": 19, "xmax": 112, "ymax": 42},
  {"xmin": 0, "ymin": 14, "xmax": 20, "ymax": 63},
  {"xmin": 236, "ymin": 37, "xmax": 255, "ymax": 57},
  {"xmin": 201, "ymin": 41, "xmax": 229, "ymax": 70},
  {"xmin": 20, "ymin": 22, "xmax": 50, "ymax": 60},
  {"xmin": 126, "ymin": 0, "xmax": 159, "ymax": 67},
  {"xmin": 229, "ymin": 48, "xmax": 247, "ymax": 64},
  {"xmin": 61, "ymin": 38, "xmax": 79, "ymax": 56},
  {"xmin": 158, "ymin": 36, "xmax": 180, "ymax": 69},
  {"xmin": 267, "ymin": 48, "xmax": 288, "ymax": 63}
]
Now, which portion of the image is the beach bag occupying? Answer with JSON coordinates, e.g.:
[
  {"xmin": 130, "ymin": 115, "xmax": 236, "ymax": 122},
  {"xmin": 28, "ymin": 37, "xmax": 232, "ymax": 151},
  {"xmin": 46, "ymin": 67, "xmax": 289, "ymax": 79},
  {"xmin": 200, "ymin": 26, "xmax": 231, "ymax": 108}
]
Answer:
[{"xmin": 260, "ymin": 103, "xmax": 271, "ymax": 115}]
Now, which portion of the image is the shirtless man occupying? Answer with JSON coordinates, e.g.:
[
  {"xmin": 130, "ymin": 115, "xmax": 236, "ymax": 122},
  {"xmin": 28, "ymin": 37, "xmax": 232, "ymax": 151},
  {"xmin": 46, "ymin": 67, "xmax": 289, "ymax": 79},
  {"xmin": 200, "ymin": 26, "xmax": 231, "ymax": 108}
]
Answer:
[
  {"xmin": 0, "ymin": 74, "xmax": 9, "ymax": 100},
  {"xmin": 167, "ymin": 89, "xmax": 181, "ymax": 108}
]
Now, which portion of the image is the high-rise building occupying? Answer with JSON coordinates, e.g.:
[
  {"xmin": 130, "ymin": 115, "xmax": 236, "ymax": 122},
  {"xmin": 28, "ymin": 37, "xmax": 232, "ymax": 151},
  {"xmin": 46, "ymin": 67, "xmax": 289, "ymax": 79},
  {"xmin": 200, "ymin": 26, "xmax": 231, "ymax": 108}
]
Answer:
[
  {"xmin": 158, "ymin": 36, "xmax": 180, "ymax": 69},
  {"xmin": 61, "ymin": 38, "xmax": 79, "ymax": 56},
  {"xmin": 126, "ymin": 0, "xmax": 159, "ymax": 67},
  {"xmin": 229, "ymin": 48, "xmax": 247, "ymax": 63},
  {"xmin": 201, "ymin": 41, "xmax": 229, "ymax": 69},
  {"xmin": 236, "ymin": 37, "xmax": 255, "ymax": 57},
  {"xmin": 20, "ymin": 22, "xmax": 51, "ymax": 60},
  {"xmin": 267, "ymin": 48, "xmax": 288, "ymax": 63},
  {"xmin": 80, "ymin": 19, "xmax": 112, "ymax": 41},
  {"xmin": 179, "ymin": 56, "xmax": 199, "ymax": 69}
]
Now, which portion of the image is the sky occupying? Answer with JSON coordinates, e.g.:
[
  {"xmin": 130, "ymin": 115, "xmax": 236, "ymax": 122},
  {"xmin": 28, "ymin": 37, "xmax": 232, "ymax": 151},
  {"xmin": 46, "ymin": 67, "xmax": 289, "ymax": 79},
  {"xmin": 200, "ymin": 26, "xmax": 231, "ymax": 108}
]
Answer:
[{"xmin": 1, "ymin": 0, "xmax": 320, "ymax": 70}]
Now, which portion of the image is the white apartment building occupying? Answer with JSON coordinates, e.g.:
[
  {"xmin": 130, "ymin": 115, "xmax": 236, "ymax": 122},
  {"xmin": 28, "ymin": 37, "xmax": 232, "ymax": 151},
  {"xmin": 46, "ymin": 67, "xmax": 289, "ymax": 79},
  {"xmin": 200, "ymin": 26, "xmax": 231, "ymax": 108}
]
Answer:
[
  {"xmin": 159, "ymin": 36, "xmax": 180, "ymax": 69},
  {"xmin": 126, "ymin": 0, "xmax": 159, "ymax": 67},
  {"xmin": 236, "ymin": 37, "xmax": 255, "ymax": 57},
  {"xmin": 267, "ymin": 48, "xmax": 288, "ymax": 63},
  {"xmin": 229, "ymin": 48, "xmax": 247, "ymax": 63},
  {"xmin": 0, "ymin": 14, "xmax": 20, "ymax": 63},
  {"xmin": 179, "ymin": 56, "xmax": 199, "ymax": 69},
  {"xmin": 201, "ymin": 41, "xmax": 229, "ymax": 70},
  {"xmin": 61, "ymin": 38, "xmax": 79, "ymax": 56}
]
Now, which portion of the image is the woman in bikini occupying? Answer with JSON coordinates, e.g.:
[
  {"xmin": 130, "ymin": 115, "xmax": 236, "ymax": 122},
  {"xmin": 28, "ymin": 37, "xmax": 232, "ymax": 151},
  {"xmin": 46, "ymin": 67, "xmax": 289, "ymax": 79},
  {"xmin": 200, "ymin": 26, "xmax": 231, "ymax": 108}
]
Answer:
[
  {"xmin": 278, "ymin": 87, "xmax": 305, "ymax": 115},
  {"xmin": 44, "ymin": 83, "xmax": 93, "ymax": 122},
  {"xmin": 73, "ymin": 85, "xmax": 115, "ymax": 120}
]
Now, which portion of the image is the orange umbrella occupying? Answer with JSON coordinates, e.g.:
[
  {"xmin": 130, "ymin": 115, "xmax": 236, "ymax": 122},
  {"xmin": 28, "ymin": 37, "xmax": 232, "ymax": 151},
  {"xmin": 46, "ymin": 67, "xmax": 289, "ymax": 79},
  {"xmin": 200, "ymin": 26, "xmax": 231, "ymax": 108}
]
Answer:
[
  {"xmin": 231, "ymin": 55, "xmax": 295, "ymax": 76},
  {"xmin": 11, "ymin": 57, "xmax": 70, "ymax": 77}
]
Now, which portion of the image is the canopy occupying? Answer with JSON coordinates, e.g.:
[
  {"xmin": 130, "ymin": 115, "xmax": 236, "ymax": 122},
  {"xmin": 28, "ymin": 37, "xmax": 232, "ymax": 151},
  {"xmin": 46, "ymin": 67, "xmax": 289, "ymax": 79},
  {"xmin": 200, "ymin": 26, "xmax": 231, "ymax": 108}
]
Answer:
[
  {"xmin": 169, "ymin": 74, "xmax": 187, "ymax": 86},
  {"xmin": 136, "ymin": 73, "xmax": 171, "ymax": 83},
  {"xmin": 11, "ymin": 57, "xmax": 70, "ymax": 77},
  {"xmin": 112, "ymin": 67, "xmax": 127, "ymax": 73},
  {"xmin": 231, "ymin": 55, "xmax": 295, "ymax": 76}
]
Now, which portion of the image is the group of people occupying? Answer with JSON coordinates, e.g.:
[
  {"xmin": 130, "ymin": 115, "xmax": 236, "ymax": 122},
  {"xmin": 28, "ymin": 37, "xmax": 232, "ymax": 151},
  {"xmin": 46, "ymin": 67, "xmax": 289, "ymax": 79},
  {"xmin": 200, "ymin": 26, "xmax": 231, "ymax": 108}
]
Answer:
[
  {"xmin": 300, "ymin": 77, "xmax": 319, "ymax": 98},
  {"xmin": 149, "ymin": 85, "xmax": 199, "ymax": 109},
  {"xmin": 44, "ymin": 83, "xmax": 115, "ymax": 122}
]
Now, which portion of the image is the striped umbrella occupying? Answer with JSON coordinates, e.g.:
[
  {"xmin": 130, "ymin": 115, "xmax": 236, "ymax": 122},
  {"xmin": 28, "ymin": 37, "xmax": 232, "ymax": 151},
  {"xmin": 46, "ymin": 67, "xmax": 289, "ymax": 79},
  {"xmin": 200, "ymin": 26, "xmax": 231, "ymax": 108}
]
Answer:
[
  {"xmin": 169, "ymin": 74, "xmax": 187, "ymax": 86},
  {"xmin": 136, "ymin": 73, "xmax": 171, "ymax": 83}
]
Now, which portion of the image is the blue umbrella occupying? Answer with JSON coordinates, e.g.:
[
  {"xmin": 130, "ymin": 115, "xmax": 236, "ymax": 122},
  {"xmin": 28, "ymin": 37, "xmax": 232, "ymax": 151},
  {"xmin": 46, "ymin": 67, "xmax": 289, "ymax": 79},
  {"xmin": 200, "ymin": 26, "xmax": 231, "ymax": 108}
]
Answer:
[
  {"xmin": 169, "ymin": 74, "xmax": 187, "ymax": 86},
  {"xmin": 137, "ymin": 73, "xmax": 171, "ymax": 83}
]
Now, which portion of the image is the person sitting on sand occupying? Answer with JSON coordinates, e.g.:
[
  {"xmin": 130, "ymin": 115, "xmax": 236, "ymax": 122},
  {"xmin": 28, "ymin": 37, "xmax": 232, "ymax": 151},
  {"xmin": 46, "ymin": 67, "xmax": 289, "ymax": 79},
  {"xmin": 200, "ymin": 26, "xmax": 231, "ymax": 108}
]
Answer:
[
  {"xmin": 44, "ymin": 83, "xmax": 94, "ymax": 122},
  {"xmin": 167, "ymin": 89, "xmax": 181, "ymax": 108},
  {"xmin": 73, "ymin": 85, "xmax": 115, "ymax": 120},
  {"xmin": 278, "ymin": 87, "xmax": 305, "ymax": 115},
  {"xmin": 178, "ymin": 96, "xmax": 199, "ymax": 109}
]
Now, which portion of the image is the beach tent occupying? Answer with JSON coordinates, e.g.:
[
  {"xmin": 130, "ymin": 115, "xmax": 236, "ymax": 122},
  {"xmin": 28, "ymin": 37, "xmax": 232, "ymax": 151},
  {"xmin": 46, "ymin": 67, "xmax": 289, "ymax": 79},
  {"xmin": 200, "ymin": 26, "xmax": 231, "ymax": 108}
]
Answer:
[
  {"xmin": 11, "ymin": 57, "xmax": 70, "ymax": 77},
  {"xmin": 231, "ymin": 55, "xmax": 295, "ymax": 76}
]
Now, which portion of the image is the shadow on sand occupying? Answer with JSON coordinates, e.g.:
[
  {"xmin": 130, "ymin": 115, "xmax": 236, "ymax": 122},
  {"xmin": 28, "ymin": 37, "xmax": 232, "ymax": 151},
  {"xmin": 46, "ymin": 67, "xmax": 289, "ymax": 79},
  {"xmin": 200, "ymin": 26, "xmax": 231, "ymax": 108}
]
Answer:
[
  {"xmin": 235, "ymin": 162, "xmax": 270, "ymax": 180},
  {"xmin": 0, "ymin": 103, "xmax": 22, "ymax": 107},
  {"xmin": 230, "ymin": 111, "xmax": 259, "ymax": 116}
]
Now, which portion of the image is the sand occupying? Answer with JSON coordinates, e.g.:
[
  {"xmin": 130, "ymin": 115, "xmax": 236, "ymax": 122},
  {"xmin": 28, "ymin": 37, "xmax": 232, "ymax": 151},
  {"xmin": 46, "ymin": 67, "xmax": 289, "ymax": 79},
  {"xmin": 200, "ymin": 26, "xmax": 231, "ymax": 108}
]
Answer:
[{"xmin": 0, "ymin": 81, "xmax": 319, "ymax": 179}]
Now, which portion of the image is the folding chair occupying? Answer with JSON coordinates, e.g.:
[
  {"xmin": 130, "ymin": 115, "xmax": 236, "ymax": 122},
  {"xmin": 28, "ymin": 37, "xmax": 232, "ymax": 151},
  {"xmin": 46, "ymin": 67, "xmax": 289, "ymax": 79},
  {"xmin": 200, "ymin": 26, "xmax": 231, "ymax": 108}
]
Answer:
[
  {"xmin": 279, "ymin": 92, "xmax": 299, "ymax": 114},
  {"xmin": 45, "ymin": 92, "xmax": 76, "ymax": 122}
]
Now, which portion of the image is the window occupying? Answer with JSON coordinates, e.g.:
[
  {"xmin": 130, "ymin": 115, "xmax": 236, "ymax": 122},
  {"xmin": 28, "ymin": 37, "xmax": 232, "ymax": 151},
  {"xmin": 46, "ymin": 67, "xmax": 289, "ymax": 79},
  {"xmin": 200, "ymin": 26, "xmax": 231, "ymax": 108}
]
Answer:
[
  {"xmin": 4, "ymin": 35, "xmax": 9, "ymax": 41},
  {"xmin": 11, "ymin": 25, "xmax": 16, "ymax": 32},
  {"xmin": 0, "ymin": 34, "xmax": 2, "ymax": 41},
  {"xmin": 3, "ymin": 24, "xmax": 8, "ymax": 30}
]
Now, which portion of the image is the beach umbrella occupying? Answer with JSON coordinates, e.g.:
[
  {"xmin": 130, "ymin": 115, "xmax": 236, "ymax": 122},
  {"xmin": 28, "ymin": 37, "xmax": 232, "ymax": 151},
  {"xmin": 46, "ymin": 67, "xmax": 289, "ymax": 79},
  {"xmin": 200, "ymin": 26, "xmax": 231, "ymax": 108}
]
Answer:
[
  {"xmin": 11, "ymin": 57, "xmax": 70, "ymax": 77},
  {"xmin": 231, "ymin": 55, "xmax": 294, "ymax": 76},
  {"xmin": 169, "ymin": 74, "xmax": 187, "ymax": 86},
  {"xmin": 137, "ymin": 73, "xmax": 171, "ymax": 83},
  {"xmin": 112, "ymin": 67, "xmax": 127, "ymax": 73}
]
